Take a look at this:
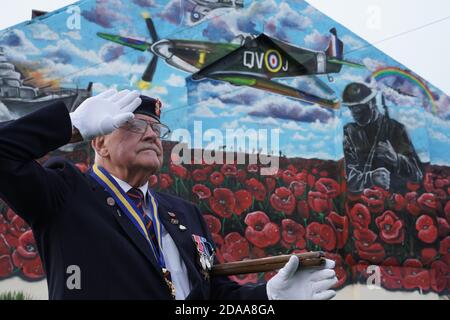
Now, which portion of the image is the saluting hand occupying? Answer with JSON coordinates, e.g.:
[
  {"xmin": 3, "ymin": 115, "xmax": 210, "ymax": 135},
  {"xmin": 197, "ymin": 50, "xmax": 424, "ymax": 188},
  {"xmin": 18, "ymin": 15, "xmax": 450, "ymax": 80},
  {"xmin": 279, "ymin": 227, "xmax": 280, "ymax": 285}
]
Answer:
[{"xmin": 70, "ymin": 89, "xmax": 141, "ymax": 140}]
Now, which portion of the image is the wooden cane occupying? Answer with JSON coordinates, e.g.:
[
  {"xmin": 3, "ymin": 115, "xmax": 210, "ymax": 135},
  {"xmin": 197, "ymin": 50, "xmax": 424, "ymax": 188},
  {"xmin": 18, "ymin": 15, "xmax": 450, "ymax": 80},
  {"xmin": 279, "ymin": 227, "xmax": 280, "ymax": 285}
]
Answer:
[{"xmin": 211, "ymin": 251, "xmax": 326, "ymax": 276}]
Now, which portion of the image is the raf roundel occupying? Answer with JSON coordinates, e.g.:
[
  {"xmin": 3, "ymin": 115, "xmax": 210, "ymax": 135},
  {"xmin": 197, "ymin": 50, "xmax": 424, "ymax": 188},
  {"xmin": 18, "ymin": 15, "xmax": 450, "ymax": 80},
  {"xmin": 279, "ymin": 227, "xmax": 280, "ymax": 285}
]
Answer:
[{"xmin": 265, "ymin": 49, "xmax": 283, "ymax": 73}]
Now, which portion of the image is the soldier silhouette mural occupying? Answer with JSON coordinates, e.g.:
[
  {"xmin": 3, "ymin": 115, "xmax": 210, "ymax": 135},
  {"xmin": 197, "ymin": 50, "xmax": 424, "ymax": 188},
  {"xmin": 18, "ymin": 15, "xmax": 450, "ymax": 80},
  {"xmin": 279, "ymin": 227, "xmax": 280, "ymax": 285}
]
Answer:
[{"xmin": 342, "ymin": 82, "xmax": 423, "ymax": 193}]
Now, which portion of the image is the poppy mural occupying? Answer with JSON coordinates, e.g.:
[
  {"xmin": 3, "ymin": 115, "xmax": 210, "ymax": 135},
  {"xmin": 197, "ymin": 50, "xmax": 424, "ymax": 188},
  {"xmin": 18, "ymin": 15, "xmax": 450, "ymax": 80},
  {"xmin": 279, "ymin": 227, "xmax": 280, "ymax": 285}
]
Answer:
[{"xmin": 0, "ymin": 0, "xmax": 449, "ymax": 298}]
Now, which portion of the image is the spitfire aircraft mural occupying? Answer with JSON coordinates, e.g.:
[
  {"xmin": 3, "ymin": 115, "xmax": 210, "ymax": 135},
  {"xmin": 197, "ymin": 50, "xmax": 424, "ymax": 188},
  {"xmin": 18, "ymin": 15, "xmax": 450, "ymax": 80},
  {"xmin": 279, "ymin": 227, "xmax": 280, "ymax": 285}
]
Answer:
[
  {"xmin": 98, "ymin": 19, "xmax": 364, "ymax": 108},
  {"xmin": 0, "ymin": 0, "xmax": 449, "ymax": 299}
]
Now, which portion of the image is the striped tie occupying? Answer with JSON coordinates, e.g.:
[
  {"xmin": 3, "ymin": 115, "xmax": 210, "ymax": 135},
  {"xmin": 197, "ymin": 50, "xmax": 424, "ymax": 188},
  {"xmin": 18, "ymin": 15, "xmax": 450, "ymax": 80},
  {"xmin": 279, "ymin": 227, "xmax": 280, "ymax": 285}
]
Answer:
[{"xmin": 127, "ymin": 188, "xmax": 159, "ymax": 255}]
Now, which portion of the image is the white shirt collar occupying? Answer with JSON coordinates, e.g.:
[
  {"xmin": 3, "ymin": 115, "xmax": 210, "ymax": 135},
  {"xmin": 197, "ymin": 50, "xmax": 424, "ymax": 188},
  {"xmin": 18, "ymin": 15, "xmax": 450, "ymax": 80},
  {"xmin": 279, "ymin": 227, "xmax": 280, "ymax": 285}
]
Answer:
[{"xmin": 110, "ymin": 174, "xmax": 149, "ymax": 201}]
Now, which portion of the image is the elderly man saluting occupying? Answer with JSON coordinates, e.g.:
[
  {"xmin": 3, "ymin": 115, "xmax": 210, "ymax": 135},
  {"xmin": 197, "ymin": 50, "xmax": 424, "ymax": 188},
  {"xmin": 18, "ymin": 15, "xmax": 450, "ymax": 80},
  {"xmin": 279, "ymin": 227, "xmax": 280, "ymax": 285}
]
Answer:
[{"xmin": 0, "ymin": 89, "xmax": 337, "ymax": 300}]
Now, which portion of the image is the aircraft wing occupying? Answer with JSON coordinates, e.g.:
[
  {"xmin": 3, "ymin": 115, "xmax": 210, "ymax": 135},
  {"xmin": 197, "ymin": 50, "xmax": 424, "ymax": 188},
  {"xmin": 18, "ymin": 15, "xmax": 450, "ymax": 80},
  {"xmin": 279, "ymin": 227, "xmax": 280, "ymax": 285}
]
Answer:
[{"xmin": 200, "ymin": 72, "xmax": 339, "ymax": 109}]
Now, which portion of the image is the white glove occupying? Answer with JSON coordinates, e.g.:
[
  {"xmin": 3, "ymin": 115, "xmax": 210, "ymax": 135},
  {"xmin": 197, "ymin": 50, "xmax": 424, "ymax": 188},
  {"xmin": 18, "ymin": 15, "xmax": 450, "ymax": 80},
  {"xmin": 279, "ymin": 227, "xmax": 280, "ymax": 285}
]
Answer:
[
  {"xmin": 267, "ymin": 256, "xmax": 338, "ymax": 300},
  {"xmin": 70, "ymin": 89, "xmax": 142, "ymax": 140}
]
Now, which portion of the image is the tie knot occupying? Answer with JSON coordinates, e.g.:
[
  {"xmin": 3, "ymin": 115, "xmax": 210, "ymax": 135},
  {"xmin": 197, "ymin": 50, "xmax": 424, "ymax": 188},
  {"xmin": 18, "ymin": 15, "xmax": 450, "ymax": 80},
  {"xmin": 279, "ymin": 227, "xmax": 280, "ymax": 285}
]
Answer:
[{"xmin": 127, "ymin": 188, "xmax": 145, "ymax": 208}]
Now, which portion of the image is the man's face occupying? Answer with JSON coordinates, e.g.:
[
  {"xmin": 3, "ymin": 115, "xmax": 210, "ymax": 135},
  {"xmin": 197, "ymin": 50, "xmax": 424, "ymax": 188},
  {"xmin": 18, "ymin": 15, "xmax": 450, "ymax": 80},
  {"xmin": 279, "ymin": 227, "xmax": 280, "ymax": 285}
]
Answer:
[
  {"xmin": 348, "ymin": 100, "xmax": 374, "ymax": 126},
  {"xmin": 102, "ymin": 114, "xmax": 164, "ymax": 174}
]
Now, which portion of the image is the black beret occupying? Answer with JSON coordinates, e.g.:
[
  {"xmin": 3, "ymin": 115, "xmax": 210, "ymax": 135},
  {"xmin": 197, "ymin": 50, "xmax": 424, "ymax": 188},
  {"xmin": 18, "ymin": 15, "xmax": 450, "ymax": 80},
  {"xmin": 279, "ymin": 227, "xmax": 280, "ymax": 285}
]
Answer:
[{"xmin": 134, "ymin": 95, "xmax": 162, "ymax": 122}]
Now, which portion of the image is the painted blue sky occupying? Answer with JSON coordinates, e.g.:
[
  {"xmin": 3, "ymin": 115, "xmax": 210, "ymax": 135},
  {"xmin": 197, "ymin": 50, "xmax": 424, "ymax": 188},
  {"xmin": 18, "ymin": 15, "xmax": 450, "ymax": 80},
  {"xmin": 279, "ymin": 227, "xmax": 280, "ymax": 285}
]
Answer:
[{"xmin": 0, "ymin": 0, "xmax": 449, "ymax": 165}]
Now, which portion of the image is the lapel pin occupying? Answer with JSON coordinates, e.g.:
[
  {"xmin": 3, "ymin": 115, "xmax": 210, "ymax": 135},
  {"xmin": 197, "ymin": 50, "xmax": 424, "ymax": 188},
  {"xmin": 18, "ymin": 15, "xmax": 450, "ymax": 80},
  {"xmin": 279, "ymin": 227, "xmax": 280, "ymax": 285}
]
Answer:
[
  {"xmin": 168, "ymin": 212, "xmax": 177, "ymax": 218},
  {"xmin": 107, "ymin": 197, "xmax": 115, "ymax": 206},
  {"xmin": 179, "ymin": 224, "xmax": 187, "ymax": 231}
]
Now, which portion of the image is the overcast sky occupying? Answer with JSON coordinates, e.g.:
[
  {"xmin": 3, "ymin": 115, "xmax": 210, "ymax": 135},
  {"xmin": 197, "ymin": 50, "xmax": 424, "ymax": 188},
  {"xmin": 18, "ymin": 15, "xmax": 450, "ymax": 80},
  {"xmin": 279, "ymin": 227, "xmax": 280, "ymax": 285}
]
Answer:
[{"xmin": 1, "ymin": 0, "xmax": 449, "ymax": 94}]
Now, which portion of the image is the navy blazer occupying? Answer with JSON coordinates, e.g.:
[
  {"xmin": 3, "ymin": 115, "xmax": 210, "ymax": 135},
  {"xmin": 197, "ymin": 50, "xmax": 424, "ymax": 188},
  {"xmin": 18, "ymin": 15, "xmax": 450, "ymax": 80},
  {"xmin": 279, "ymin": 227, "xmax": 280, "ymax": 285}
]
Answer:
[{"xmin": 0, "ymin": 102, "xmax": 268, "ymax": 300}]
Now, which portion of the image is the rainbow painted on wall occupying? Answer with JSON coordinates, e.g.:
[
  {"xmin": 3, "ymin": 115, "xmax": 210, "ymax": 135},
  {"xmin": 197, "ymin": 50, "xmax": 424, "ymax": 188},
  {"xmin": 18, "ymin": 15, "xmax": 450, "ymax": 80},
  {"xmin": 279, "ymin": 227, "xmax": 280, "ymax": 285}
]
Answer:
[{"xmin": 372, "ymin": 67, "xmax": 438, "ymax": 115}]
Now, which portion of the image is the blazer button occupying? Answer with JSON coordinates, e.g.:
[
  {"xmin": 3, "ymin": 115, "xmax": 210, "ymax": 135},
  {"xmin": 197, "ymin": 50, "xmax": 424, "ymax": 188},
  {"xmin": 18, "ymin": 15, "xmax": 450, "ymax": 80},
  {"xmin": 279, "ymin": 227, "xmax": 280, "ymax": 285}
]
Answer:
[{"xmin": 107, "ymin": 197, "xmax": 115, "ymax": 206}]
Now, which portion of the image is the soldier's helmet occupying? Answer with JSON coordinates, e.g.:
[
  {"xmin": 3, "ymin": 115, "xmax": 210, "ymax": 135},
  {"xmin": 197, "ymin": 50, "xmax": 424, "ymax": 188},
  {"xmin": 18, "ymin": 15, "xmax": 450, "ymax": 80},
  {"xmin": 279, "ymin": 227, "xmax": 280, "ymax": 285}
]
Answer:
[{"xmin": 342, "ymin": 82, "xmax": 377, "ymax": 107}]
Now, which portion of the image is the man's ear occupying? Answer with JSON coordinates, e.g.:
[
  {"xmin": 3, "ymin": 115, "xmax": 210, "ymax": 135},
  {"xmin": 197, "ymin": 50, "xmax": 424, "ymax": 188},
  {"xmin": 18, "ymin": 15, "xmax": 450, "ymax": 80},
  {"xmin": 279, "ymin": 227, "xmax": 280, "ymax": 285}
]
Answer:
[{"xmin": 92, "ymin": 136, "xmax": 109, "ymax": 158}]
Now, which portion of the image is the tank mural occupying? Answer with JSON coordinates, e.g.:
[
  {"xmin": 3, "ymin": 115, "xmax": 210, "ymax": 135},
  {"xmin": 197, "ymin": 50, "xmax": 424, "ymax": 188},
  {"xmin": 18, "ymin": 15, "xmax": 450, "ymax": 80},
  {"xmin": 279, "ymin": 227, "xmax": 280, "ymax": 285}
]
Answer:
[{"xmin": 0, "ymin": 0, "xmax": 449, "ymax": 297}]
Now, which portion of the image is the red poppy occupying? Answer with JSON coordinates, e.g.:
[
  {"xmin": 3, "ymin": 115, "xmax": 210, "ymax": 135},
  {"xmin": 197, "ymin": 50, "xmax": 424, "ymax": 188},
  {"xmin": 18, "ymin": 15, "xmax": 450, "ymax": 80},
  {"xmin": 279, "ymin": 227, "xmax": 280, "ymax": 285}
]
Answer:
[
  {"xmin": 417, "ymin": 193, "xmax": 439, "ymax": 213},
  {"xmin": 211, "ymin": 233, "xmax": 224, "ymax": 263},
  {"xmin": 191, "ymin": 169, "xmax": 208, "ymax": 182},
  {"xmin": 349, "ymin": 203, "xmax": 371, "ymax": 230},
  {"xmin": 11, "ymin": 230, "xmax": 44, "ymax": 279},
  {"xmin": 361, "ymin": 188, "xmax": 385, "ymax": 214},
  {"xmin": 287, "ymin": 164, "xmax": 298, "ymax": 174},
  {"xmin": 326, "ymin": 212, "xmax": 349, "ymax": 249},
  {"xmin": 424, "ymin": 172, "xmax": 436, "ymax": 193},
  {"xmin": 354, "ymin": 229, "xmax": 385, "ymax": 263},
  {"xmin": 407, "ymin": 181, "xmax": 421, "ymax": 192},
  {"xmin": 380, "ymin": 263, "xmax": 403, "ymax": 290},
  {"xmin": 439, "ymin": 236, "xmax": 450, "ymax": 256},
  {"xmin": 357, "ymin": 242, "xmax": 385, "ymax": 264},
  {"xmin": 281, "ymin": 219, "xmax": 306, "ymax": 249},
  {"xmin": 192, "ymin": 184, "xmax": 211, "ymax": 200},
  {"xmin": 306, "ymin": 222, "xmax": 336, "ymax": 251},
  {"xmin": 0, "ymin": 255, "xmax": 13, "ymax": 278},
  {"xmin": 203, "ymin": 215, "xmax": 221, "ymax": 234},
  {"xmin": 210, "ymin": 171, "xmax": 224, "ymax": 186},
  {"xmin": 402, "ymin": 259, "xmax": 430, "ymax": 291},
  {"xmin": 307, "ymin": 191, "xmax": 332, "ymax": 214},
  {"xmin": 0, "ymin": 215, "xmax": 7, "ymax": 234},
  {"xmin": 289, "ymin": 180, "xmax": 306, "ymax": 199},
  {"xmin": 6, "ymin": 208, "xmax": 17, "ymax": 221},
  {"xmin": 245, "ymin": 178, "xmax": 267, "ymax": 201},
  {"xmin": 229, "ymin": 272, "xmax": 258, "ymax": 285},
  {"xmin": 244, "ymin": 211, "xmax": 280, "ymax": 248},
  {"xmin": 319, "ymin": 170, "xmax": 329, "ymax": 177},
  {"xmin": 437, "ymin": 217, "xmax": 450, "ymax": 237},
  {"xmin": 247, "ymin": 164, "xmax": 259, "ymax": 173},
  {"xmin": 169, "ymin": 163, "xmax": 188, "ymax": 179},
  {"xmin": 0, "ymin": 235, "xmax": 10, "ymax": 256},
  {"xmin": 250, "ymin": 246, "xmax": 266, "ymax": 259},
  {"xmin": 270, "ymin": 187, "xmax": 296, "ymax": 215},
  {"xmin": 416, "ymin": 215, "xmax": 438, "ymax": 244},
  {"xmin": 295, "ymin": 172, "xmax": 315, "ymax": 188},
  {"xmin": 445, "ymin": 201, "xmax": 450, "ymax": 223},
  {"xmin": 390, "ymin": 193, "xmax": 405, "ymax": 211},
  {"xmin": 420, "ymin": 247, "xmax": 437, "ymax": 266},
  {"xmin": 148, "ymin": 175, "xmax": 158, "ymax": 188},
  {"xmin": 209, "ymin": 188, "xmax": 236, "ymax": 218},
  {"xmin": 281, "ymin": 170, "xmax": 296, "ymax": 185},
  {"xmin": 8, "ymin": 215, "xmax": 29, "ymax": 238},
  {"xmin": 234, "ymin": 190, "xmax": 252, "ymax": 215},
  {"xmin": 434, "ymin": 188, "xmax": 447, "ymax": 202},
  {"xmin": 405, "ymin": 192, "xmax": 421, "ymax": 216},
  {"xmin": 430, "ymin": 260, "xmax": 448, "ymax": 293},
  {"xmin": 315, "ymin": 178, "xmax": 340, "ymax": 199},
  {"xmin": 375, "ymin": 210, "xmax": 405, "ymax": 244},
  {"xmin": 236, "ymin": 170, "xmax": 247, "ymax": 184},
  {"xmin": 435, "ymin": 178, "xmax": 449, "ymax": 188},
  {"xmin": 222, "ymin": 232, "xmax": 249, "ymax": 262},
  {"xmin": 296, "ymin": 200, "xmax": 310, "ymax": 220},
  {"xmin": 265, "ymin": 177, "xmax": 277, "ymax": 194},
  {"xmin": 159, "ymin": 174, "xmax": 173, "ymax": 189},
  {"xmin": 220, "ymin": 164, "xmax": 237, "ymax": 177},
  {"xmin": 354, "ymin": 228, "xmax": 378, "ymax": 248}
]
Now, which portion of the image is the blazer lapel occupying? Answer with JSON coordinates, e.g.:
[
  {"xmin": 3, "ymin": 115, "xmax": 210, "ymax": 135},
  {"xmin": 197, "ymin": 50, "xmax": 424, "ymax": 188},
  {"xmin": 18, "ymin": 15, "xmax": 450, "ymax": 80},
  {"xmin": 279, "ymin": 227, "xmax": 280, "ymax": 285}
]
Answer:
[
  {"xmin": 155, "ymin": 194, "xmax": 204, "ymax": 292},
  {"xmin": 87, "ymin": 174, "xmax": 165, "ymax": 278}
]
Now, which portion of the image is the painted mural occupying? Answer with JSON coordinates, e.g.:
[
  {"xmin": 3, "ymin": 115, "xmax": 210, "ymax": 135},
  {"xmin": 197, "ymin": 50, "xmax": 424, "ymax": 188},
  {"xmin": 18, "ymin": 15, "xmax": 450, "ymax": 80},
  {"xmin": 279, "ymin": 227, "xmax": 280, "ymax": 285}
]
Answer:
[{"xmin": 0, "ymin": 0, "xmax": 449, "ymax": 297}]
